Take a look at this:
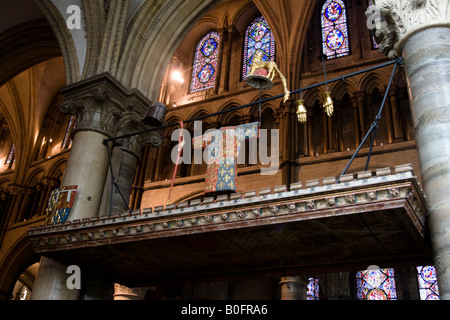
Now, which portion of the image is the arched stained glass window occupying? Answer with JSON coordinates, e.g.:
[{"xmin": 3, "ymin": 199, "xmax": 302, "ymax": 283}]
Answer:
[
  {"xmin": 190, "ymin": 31, "xmax": 220, "ymax": 93},
  {"xmin": 417, "ymin": 266, "xmax": 440, "ymax": 300},
  {"xmin": 242, "ymin": 16, "xmax": 275, "ymax": 80},
  {"xmin": 356, "ymin": 268, "xmax": 397, "ymax": 300},
  {"xmin": 321, "ymin": 0, "xmax": 350, "ymax": 59}
]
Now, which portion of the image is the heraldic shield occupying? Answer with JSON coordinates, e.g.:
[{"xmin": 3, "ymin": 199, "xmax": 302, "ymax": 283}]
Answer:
[{"xmin": 45, "ymin": 186, "xmax": 78, "ymax": 225}]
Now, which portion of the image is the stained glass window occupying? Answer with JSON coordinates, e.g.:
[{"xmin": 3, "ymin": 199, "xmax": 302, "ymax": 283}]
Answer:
[
  {"xmin": 417, "ymin": 266, "xmax": 440, "ymax": 300},
  {"xmin": 307, "ymin": 278, "xmax": 320, "ymax": 300},
  {"xmin": 5, "ymin": 143, "xmax": 14, "ymax": 165},
  {"xmin": 356, "ymin": 268, "xmax": 397, "ymax": 300},
  {"xmin": 242, "ymin": 16, "xmax": 275, "ymax": 80},
  {"xmin": 190, "ymin": 31, "xmax": 220, "ymax": 93},
  {"xmin": 372, "ymin": 36, "xmax": 380, "ymax": 50},
  {"xmin": 61, "ymin": 115, "xmax": 75, "ymax": 149},
  {"xmin": 321, "ymin": 0, "xmax": 350, "ymax": 59}
]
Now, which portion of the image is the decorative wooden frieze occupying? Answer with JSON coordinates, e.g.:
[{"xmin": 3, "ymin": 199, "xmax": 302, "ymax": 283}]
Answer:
[{"xmin": 29, "ymin": 164, "xmax": 428, "ymax": 251}]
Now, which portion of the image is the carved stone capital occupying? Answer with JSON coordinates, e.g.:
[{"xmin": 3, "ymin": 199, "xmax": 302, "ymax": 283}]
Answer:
[
  {"xmin": 60, "ymin": 73, "xmax": 154, "ymax": 138},
  {"xmin": 60, "ymin": 73, "xmax": 164, "ymax": 157},
  {"xmin": 60, "ymin": 86, "xmax": 122, "ymax": 138},
  {"xmin": 116, "ymin": 111, "xmax": 163, "ymax": 159},
  {"xmin": 367, "ymin": 0, "xmax": 450, "ymax": 58},
  {"xmin": 113, "ymin": 283, "xmax": 147, "ymax": 300}
]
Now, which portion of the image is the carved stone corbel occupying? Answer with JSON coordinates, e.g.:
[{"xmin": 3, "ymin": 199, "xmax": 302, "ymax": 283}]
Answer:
[{"xmin": 367, "ymin": 0, "xmax": 450, "ymax": 58}]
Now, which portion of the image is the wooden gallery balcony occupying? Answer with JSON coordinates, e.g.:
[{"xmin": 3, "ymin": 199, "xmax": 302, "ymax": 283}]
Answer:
[{"xmin": 28, "ymin": 164, "xmax": 432, "ymax": 287}]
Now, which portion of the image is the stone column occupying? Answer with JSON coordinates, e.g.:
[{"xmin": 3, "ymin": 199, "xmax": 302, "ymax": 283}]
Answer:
[
  {"xmin": 100, "ymin": 111, "xmax": 163, "ymax": 215},
  {"xmin": 58, "ymin": 77, "xmax": 121, "ymax": 221},
  {"xmin": 32, "ymin": 73, "xmax": 161, "ymax": 300},
  {"xmin": 355, "ymin": 92, "xmax": 366, "ymax": 143},
  {"xmin": 351, "ymin": 97, "xmax": 361, "ymax": 147},
  {"xmin": 279, "ymin": 276, "xmax": 307, "ymax": 300},
  {"xmin": 31, "ymin": 257, "xmax": 80, "ymax": 300},
  {"xmin": 367, "ymin": 0, "xmax": 450, "ymax": 299}
]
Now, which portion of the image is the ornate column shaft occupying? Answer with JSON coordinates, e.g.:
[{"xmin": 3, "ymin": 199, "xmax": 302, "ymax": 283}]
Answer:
[{"xmin": 368, "ymin": 0, "xmax": 450, "ymax": 299}]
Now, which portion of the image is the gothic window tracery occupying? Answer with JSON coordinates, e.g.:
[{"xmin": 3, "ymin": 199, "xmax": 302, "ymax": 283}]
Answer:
[
  {"xmin": 190, "ymin": 31, "xmax": 221, "ymax": 93},
  {"xmin": 242, "ymin": 16, "xmax": 275, "ymax": 80},
  {"xmin": 321, "ymin": 0, "xmax": 350, "ymax": 59}
]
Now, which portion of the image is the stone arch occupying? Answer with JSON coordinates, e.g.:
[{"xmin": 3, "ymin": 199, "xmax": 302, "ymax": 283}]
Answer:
[
  {"xmin": 24, "ymin": 167, "xmax": 45, "ymax": 188},
  {"xmin": 248, "ymin": 93, "xmax": 278, "ymax": 120},
  {"xmin": 303, "ymin": 86, "xmax": 323, "ymax": 108},
  {"xmin": 231, "ymin": 1, "xmax": 261, "ymax": 35},
  {"xmin": 331, "ymin": 78, "xmax": 358, "ymax": 101},
  {"xmin": 217, "ymin": 100, "xmax": 246, "ymax": 125},
  {"xmin": 0, "ymin": 18, "xmax": 61, "ymax": 88},
  {"xmin": 120, "ymin": 0, "xmax": 223, "ymax": 101},
  {"xmin": 47, "ymin": 156, "xmax": 68, "ymax": 185},
  {"xmin": 34, "ymin": 0, "xmax": 83, "ymax": 84},
  {"xmin": 186, "ymin": 107, "xmax": 214, "ymax": 129},
  {"xmin": 0, "ymin": 177, "xmax": 11, "ymax": 194},
  {"xmin": 0, "ymin": 233, "xmax": 39, "ymax": 300},
  {"xmin": 359, "ymin": 71, "xmax": 389, "ymax": 94}
]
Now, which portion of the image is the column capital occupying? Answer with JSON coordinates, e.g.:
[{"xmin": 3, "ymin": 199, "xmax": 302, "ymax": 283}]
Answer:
[
  {"xmin": 60, "ymin": 73, "xmax": 152, "ymax": 138},
  {"xmin": 367, "ymin": 0, "xmax": 450, "ymax": 59},
  {"xmin": 116, "ymin": 111, "xmax": 163, "ymax": 159},
  {"xmin": 60, "ymin": 72, "xmax": 164, "ymax": 157},
  {"xmin": 113, "ymin": 283, "xmax": 147, "ymax": 300},
  {"xmin": 279, "ymin": 275, "xmax": 309, "ymax": 286}
]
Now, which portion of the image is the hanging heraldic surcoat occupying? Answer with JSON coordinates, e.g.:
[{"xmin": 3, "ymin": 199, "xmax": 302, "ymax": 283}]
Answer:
[{"xmin": 193, "ymin": 122, "xmax": 259, "ymax": 194}]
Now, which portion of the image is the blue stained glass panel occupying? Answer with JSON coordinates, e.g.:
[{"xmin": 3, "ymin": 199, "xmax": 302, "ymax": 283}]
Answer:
[
  {"xmin": 417, "ymin": 266, "xmax": 440, "ymax": 300},
  {"xmin": 190, "ymin": 31, "xmax": 220, "ymax": 93},
  {"xmin": 242, "ymin": 16, "xmax": 275, "ymax": 80},
  {"xmin": 321, "ymin": 0, "xmax": 350, "ymax": 59},
  {"xmin": 356, "ymin": 268, "xmax": 397, "ymax": 300},
  {"xmin": 307, "ymin": 278, "xmax": 320, "ymax": 300}
]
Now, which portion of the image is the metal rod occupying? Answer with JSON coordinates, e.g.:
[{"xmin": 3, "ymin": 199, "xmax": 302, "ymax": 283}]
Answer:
[
  {"xmin": 320, "ymin": 54, "xmax": 329, "ymax": 90},
  {"xmin": 365, "ymin": 125, "xmax": 379, "ymax": 171},
  {"xmin": 337, "ymin": 59, "xmax": 400, "ymax": 181}
]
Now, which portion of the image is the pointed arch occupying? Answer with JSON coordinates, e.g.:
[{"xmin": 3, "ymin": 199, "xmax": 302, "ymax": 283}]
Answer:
[
  {"xmin": 359, "ymin": 72, "xmax": 388, "ymax": 94},
  {"xmin": 0, "ymin": 233, "xmax": 39, "ymax": 300},
  {"xmin": 122, "ymin": 0, "xmax": 222, "ymax": 101},
  {"xmin": 331, "ymin": 78, "xmax": 358, "ymax": 101},
  {"xmin": 217, "ymin": 100, "xmax": 245, "ymax": 125}
]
